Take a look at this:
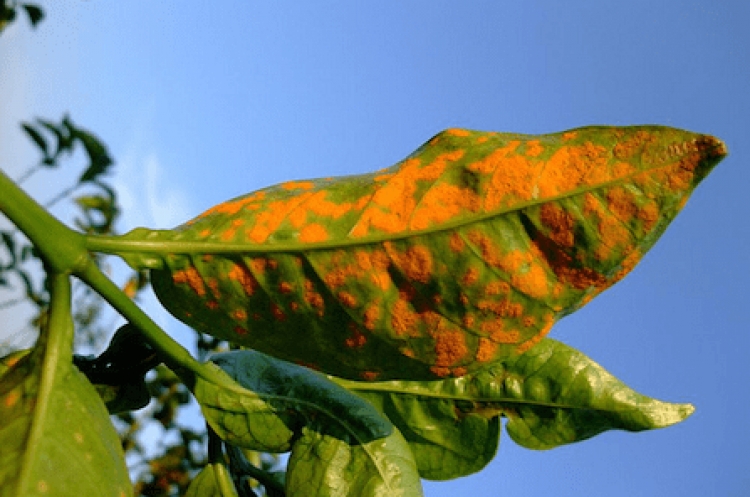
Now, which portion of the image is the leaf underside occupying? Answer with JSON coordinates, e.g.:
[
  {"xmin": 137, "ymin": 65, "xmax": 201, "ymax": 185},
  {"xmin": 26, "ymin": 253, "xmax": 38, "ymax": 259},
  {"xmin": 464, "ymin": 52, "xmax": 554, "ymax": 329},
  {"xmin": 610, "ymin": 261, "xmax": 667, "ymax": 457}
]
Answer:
[
  {"xmin": 119, "ymin": 125, "xmax": 725, "ymax": 381},
  {"xmin": 341, "ymin": 338, "xmax": 694, "ymax": 480}
]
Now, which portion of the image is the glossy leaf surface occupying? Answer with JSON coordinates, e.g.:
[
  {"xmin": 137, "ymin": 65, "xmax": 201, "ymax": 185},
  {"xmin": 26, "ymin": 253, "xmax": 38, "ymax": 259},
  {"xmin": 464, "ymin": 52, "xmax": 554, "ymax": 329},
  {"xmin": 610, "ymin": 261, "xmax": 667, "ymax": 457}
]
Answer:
[
  {"xmin": 0, "ymin": 337, "xmax": 131, "ymax": 496},
  {"xmin": 115, "ymin": 125, "xmax": 725, "ymax": 380},
  {"xmin": 339, "ymin": 338, "xmax": 693, "ymax": 479},
  {"xmin": 194, "ymin": 350, "xmax": 391, "ymax": 453},
  {"xmin": 286, "ymin": 425, "xmax": 423, "ymax": 497}
]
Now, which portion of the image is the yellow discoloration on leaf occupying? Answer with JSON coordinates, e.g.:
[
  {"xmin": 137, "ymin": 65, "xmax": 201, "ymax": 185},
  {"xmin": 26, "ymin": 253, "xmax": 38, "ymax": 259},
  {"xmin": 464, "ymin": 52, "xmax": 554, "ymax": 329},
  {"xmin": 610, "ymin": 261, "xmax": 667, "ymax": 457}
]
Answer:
[{"xmin": 149, "ymin": 126, "xmax": 726, "ymax": 381}]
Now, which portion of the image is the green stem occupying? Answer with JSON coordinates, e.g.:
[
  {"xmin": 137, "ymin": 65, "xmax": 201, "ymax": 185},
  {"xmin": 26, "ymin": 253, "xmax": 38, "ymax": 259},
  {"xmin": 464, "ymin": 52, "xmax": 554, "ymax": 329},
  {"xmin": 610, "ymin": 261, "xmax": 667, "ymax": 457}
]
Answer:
[
  {"xmin": 0, "ymin": 168, "xmax": 226, "ymax": 386},
  {"xmin": 0, "ymin": 169, "xmax": 87, "ymax": 274}
]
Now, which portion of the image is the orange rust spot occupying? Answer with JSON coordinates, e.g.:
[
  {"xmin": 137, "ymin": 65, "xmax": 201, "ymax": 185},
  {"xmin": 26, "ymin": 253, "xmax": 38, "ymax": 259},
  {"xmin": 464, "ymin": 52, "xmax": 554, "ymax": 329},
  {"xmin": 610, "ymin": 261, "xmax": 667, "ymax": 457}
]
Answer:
[
  {"xmin": 522, "ymin": 316, "xmax": 536, "ymax": 328},
  {"xmin": 517, "ymin": 313, "xmax": 555, "ymax": 353},
  {"xmin": 606, "ymin": 187, "xmax": 637, "ymax": 223},
  {"xmin": 206, "ymin": 301, "xmax": 219, "ymax": 310},
  {"xmin": 482, "ymin": 320, "xmax": 521, "ymax": 343},
  {"xmin": 299, "ymin": 223, "xmax": 329, "ymax": 243},
  {"xmin": 279, "ymin": 281, "xmax": 294, "ymax": 294},
  {"xmin": 476, "ymin": 135, "xmax": 489, "ymax": 144},
  {"xmin": 430, "ymin": 366, "xmax": 452, "ymax": 378},
  {"xmin": 172, "ymin": 267, "xmax": 206, "ymax": 297},
  {"xmin": 391, "ymin": 297, "xmax": 421, "ymax": 337},
  {"xmin": 228, "ymin": 263, "xmax": 257, "ymax": 296},
  {"xmin": 271, "ymin": 303, "xmax": 286, "ymax": 321},
  {"xmin": 446, "ymin": 128, "xmax": 471, "ymax": 137},
  {"xmin": 386, "ymin": 243, "xmax": 434, "ymax": 284},
  {"xmin": 637, "ymin": 201, "xmax": 660, "ymax": 231},
  {"xmin": 338, "ymin": 291, "xmax": 358, "ymax": 308},
  {"xmin": 511, "ymin": 263, "xmax": 549, "ymax": 298},
  {"xmin": 485, "ymin": 281, "xmax": 511, "ymax": 295},
  {"xmin": 199, "ymin": 228, "xmax": 211, "ymax": 238},
  {"xmin": 476, "ymin": 338, "xmax": 497, "ymax": 362},
  {"xmin": 449, "ymin": 233, "xmax": 466, "ymax": 252},
  {"xmin": 562, "ymin": 131, "xmax": 578, "ymax": 141},
  {"xmin": 540, "ymin": 203, "xmax": 575, "ymax": 248},
  {"xmin": 232, "ymin": 309, "xmax": 248, "ymax": 321},
  {"xmin": 206, "ymin": 278, "xmax": 221, "ymax": 299},
  {"xmin": 282, "ymin": 180, "xmax": 315, "ymax": 190},
  {"xmin": 360, "ymin": 371, "xmax": 380, "ymax": 381},
  {"xmin": 345, "ymin": 329, "xmax": 367, "ymax": 348},
  {"xmin": 411, "ymin": 182, "xmax": 480, "ymax": 230},
  {"xmin": 250, "ymin": 258, "xmax": 268, "ymax": 275},
  {"xmin": 462, "ymin": 267, "xmax": 480, "ymax": 286},
  {"xmin": 233, "ymin": 325, "xmax": 249, "ymax": 336},
  {"xmin": 524, "ymin": 140, "xmax": 544, "ymax": 157},
  {"xmin": 364, "ymin": 303, "xmax": 381, "ymax": 330},
  {"xmin": 4, "ymin": 390, "xmax": 20, "ymax": 408}
]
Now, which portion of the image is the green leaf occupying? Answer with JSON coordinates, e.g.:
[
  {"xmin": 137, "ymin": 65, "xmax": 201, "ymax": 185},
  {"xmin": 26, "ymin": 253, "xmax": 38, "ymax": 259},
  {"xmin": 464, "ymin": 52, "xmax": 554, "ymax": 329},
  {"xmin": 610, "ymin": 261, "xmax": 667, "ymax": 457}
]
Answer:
[
  {"xmin": 102, "ymin": 126, "xmax": 726, "ymax": 381},
  {"xmin": 340, "ymin": 338, "xmax": 693, "ymax": 477},
  {"xmin": 74, "ymin": 129, "xmax": 113, "ymax": 183},
  {"xmin": 20, "ymin": 123, "xmax": 49, "ymax": 159},
  {"xmin": 185, "ymin": 463, "xmax": 239, "ymax": 497},
  {"xmin": 0, "ymin": 334, "xmax": 131, "ymax": 496},
  {"xmin": 340, "ymin": 377, "xmax": 500, "ymax": 480},
  {"xmin": 193, "ymin": 350, "xmax": 391, "ymax": 453},
  {"xmin": 287, "ymin": 424, "xmax": 423, "ymax": 497}
]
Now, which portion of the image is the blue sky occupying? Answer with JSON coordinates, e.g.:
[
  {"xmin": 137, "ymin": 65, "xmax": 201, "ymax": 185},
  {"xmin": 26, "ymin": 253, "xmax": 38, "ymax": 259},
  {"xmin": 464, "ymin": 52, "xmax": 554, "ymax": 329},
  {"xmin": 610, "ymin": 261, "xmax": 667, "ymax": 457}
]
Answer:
[{"xmin": 1, "ymin": 1, "xmax": 749, "ymax": 495}]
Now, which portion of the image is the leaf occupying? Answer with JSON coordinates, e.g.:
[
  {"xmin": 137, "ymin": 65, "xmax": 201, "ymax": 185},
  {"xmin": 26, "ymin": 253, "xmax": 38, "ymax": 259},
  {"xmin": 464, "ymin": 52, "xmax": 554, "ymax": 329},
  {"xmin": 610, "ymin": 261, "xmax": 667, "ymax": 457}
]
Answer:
[
  {"xmin": 0, "ymin": 336, "xmax": 131, "ymax": 496},
  {"xmin": 20, "ymin": 4, "xmax": 43, "ymax": 27},
  {"xmin": 340, "ymin": 338, "xmax": 693, "ymax": 479},
  {"xmin": 185, "ymin": 463, "xmax": 239, "ymax": 497},
  {"xmin": 286, "ymin": 424, "xmax": 423, "ymax": 497},
  {"xmin": 74, "ymin": 129, "xmax": 113, "ymax": 183},
  {"xmin": 193, "ymin": 350, "xmax": 391, "ymax": 453},
  {"xmin": 20, "ymin": 122, "xmax": 49, "ymax": 159},
  {"xmin": 110, "ymin": 125, "xmax": 726, "ymax": 380},
  {"xmin": 339, "ymin": 377, "xmax": 500, "ymax": 480}
]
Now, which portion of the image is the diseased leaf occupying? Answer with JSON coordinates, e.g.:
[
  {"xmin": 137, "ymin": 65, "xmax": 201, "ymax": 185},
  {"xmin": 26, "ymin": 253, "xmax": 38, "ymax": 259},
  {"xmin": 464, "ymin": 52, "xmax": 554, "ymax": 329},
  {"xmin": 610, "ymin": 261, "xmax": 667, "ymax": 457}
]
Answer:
[
  {"xmin": 193, "ymin": 350, "xmax": 391, "ymax": 453},
  {"xmin": 0, "ymin": 332, "xmax": 131, "ymax": 496},
  {"xmin": 338, "ymin": 338, "xmax": 693, "ymax": 480},
  {"xmin": 286, "ymin": 424, "xmax": 423, "ymax": 497},
  {"xmin": 107, "ymin": 125, "xmax": 726, "ymax": 381}
]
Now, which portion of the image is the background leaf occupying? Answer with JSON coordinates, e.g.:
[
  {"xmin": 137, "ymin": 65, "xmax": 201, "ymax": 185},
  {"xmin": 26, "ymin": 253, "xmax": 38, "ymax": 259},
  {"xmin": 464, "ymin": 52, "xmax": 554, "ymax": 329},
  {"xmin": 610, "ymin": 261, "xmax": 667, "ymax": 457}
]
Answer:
[
  {"xmin": 184, "ymin": 463, "xmax": 238, "ymax": 497},
  {"xmin": 112, "ymin": 125, "xmax": 727, "ymax": 381}
]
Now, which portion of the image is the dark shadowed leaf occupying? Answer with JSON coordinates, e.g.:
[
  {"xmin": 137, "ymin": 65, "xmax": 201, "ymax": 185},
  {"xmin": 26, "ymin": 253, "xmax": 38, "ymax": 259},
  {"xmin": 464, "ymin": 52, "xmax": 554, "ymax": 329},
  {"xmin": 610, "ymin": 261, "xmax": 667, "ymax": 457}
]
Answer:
[
  {"xmin": 20, "ymin": 4, "xmax": 43, "ymax": 27},
  {"xmin": 192, "ymin": 350, "xmax": 391, "ymax": 453}
]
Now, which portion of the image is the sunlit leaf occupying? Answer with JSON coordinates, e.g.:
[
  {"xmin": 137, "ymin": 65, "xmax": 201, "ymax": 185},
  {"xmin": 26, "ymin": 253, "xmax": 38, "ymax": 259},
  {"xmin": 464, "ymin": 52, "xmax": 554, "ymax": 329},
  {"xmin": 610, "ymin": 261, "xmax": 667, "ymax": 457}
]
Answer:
[
  {"xmin": 286, "ymin": 424, "xmax": 423, "ymax": 497},
  {"xmin": 193, "ymin": 350, "xmax": 391, "ymax": 453},
  {"xmin": 0, "ymin": 333, "xmax": 131, "ymax": 496},
  {"xmin": 107, "ymin": 126, "xmax": 726, "ymax": 381}
]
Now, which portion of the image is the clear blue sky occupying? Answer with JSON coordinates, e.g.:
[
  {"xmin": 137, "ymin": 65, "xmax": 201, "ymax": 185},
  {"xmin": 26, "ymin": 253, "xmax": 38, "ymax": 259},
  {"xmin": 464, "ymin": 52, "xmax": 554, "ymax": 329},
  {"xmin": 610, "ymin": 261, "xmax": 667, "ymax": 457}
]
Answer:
[{"xmin": 1, "ymin": 2, "xmax": 749, "ymax": 495}]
